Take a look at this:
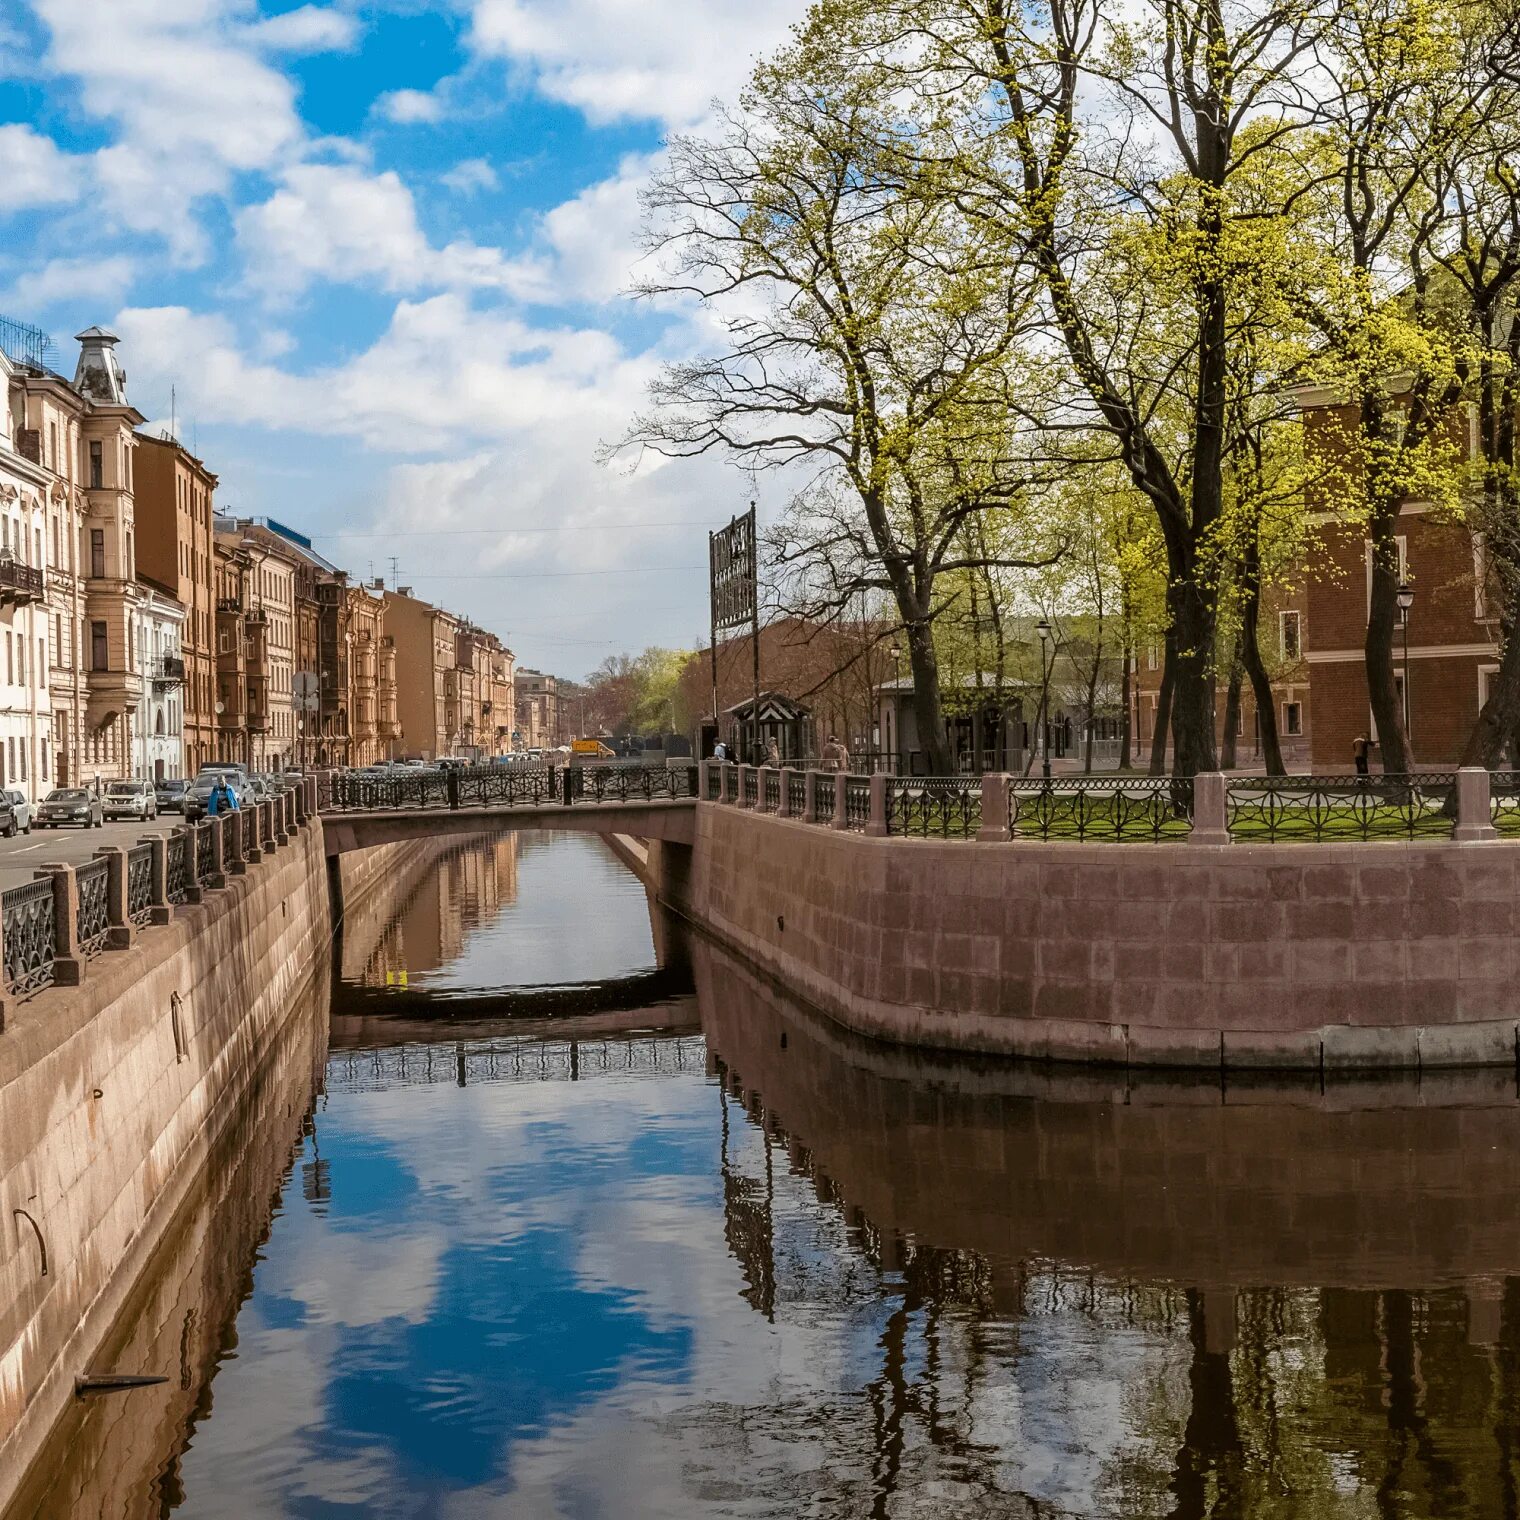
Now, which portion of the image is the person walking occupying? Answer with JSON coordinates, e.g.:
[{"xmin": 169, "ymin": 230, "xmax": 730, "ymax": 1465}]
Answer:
[
  {"xmin": 821, "ymin": 734, "xmax": 842, "ymax": 772},
  {"xmin": 1352, "ymin": 735, "xmax": 1370, "ymax": 778},
  {"xmin": 713, "ymin": 738, "xmax": 728, "ymax": 763},
  {"xmin": 763, "ymin": 737, "xmax": 781, "ymax": 768}
]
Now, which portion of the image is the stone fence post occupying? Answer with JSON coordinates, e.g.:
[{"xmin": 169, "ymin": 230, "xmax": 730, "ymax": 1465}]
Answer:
[
  {"xmin": 978, "ymin": 772, "xmax": 1012, "ymax": 842},
  {"xmin": 1189, "ymin": 772, "xmax": 1229, "ymax": 846},
  {"xmin": 244, "ymin": 806, "xmax": 264, "ymax": 865},
  {"xmin": 776, "ymin": 767, "xmax": 792, "ymax": 819},
  {"xmin": 224, "ymin": 808, "xmax": 247, "ymax": 875},
  {"xmin": 204, "ymin": 815, "xmax": 226, "ymax": 888},
  {"xmin": 97, "ymin": 845, "xmax": 133, "ymax": 950},
  {"xmin": 865, "ymin": 774, "xmax": 888, "ymax": 837},
  {"xmin": 38, "ymin": 863, "xmax": 82, "ymax": 985},
  {"xmin": 140, "ymin": 834, "xmax": 171, "ymax": 925},
  {"xmin": 1455, "ymin": 766, "xmax": 1498, "ymax": 842},
  {"xmin": 181, "ymin": 825, "xmax": 204, "ymax": 903},
  {"xmin": 293, "ymin": 778, "xmax": 307, "ymax": 825},
  {"xmin": 737, "ymin": 764, "xmax": 752, "ymax": 808},
  {"xmin": 719, "ymin": 764, "xmax": 734, "ymax": 804},
  {"xmin": 757, "ymin": 766, "xmax": 774, "ymax": 813},
  {"xmin": 803, "ymin": 770, "xmax": 818, "ymax": 824},
  {"xmin": 831, "ymin": 772, "xmax": 849, "ymax": 832}
]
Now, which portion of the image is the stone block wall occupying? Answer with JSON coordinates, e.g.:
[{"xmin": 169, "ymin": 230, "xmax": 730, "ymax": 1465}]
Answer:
[
  {"xmin": 690, "ymin": 804, "xmax": 1520, "ymax": 1071},
  {"xmin": 0, "ymin": 825, "xmax": 331, "ymax": 1512}
]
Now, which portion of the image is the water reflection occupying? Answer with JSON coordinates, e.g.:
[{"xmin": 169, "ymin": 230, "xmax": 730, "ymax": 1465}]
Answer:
[{"xmin": 12, "ymin": 835, "xmax": 1520, "ymax": 1518}]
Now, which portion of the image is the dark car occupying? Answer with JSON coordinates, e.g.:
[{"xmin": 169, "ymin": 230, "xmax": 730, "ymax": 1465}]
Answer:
[
  {"xmin": 183, "ymin": 772, "xmax": 248, "ymax": 821},
  {"xmin": 37, "ymin": 788, "xmax": 103, "ymax": 829},
  {"xmin": 156, "ymin": 778, "xmax": 188, "ymax": 813}
]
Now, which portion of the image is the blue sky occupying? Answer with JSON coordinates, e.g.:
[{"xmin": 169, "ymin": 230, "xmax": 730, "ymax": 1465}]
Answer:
[{"xmin": 0, "ymin": 0, "xmax": 804, "ymax": 675}]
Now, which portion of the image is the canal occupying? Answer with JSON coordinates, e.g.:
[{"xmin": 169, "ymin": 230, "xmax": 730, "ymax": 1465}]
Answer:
[{"xmin": 10, "ymin": 831, "xmax": 1520, "ymax": 1518}]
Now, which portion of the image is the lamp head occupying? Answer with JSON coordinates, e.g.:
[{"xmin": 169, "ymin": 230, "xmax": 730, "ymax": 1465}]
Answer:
[
  {"xmin": 1036, "ymin": 617, "xmax": 1051, "ymax": 644},
  {"xmin": 1396, "ymin": 580, "xmax": 1414, "ymax": 613}
]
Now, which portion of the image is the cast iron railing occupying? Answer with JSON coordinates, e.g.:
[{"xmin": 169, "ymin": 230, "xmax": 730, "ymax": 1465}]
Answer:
[
  {"xmin": 166, "ymin": 833, "xmax": 190, "ymax": 904},
  {"xmin": 763, "ymin": 769, "xmax": 781, "ymax": 811},
  {"xmin": 1226, "ymin": 773, "xmax": 1457, "ymax": 842},
  {"xmin": 842, "ymin": 775, "xmax": 872, "ymax": 831},
  {"xmin": 1491, "ymin": 771, "xmax": 1520, "ymax": 836},
  {"xmin": 1011, "ymin": 777, "xmax": 1194, "ymax": 842},
  {"xmin": 3, "ymin": 877, "xmax": 55, "ymax": 997},
  {"xmin": 196, "ymin": 821, "xmax": 215, "ymax": 879},
  {"xmin": 741, "ymin": 768, "xmax": 759, "ymax": 807},
  {"xmin": 786, "ymin": 770, "xmax": 808, "ymax": 816},
  {"xmin": 815, "ymin": 775, "xmax": 836, "ymax": 824},
  {"xmin": 706, "ymin": 764, "xmax": 724, "ymax": 801},
  {"xmin": 887, "ymin": 777, "xmax": 982, "ymax": 838},
  {"xmin": 127, "ymin": 843, "xmax": 154, "ymax": 926},
  {"xmin": 578, "ymin": 764, "xmax": 699, "ymax": 804},
  {"xmin": 456, "ymin": 765, "xmax": 554, "ymax": 807},
  {"xmin": 75, "ymin": 858, "xmax": 110, "ymax": 956},
  {"xmin": 326, "ymin": 763, "xmax": 695, "ymax": 812}
]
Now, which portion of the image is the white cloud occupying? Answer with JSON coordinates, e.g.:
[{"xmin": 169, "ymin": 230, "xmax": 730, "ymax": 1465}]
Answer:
[
  {"xmin": 245, "ymin": 4, "xmax": 360, "ymax": 54},
  {"xmin": 5, "ymin": 254, "xmax": 135, "ymax": 310},
  {"xmin": 440, "ymin": 157, "xmax": 499, "ymax": 195},
  {"xmin": 235, "ymin": 163, "xmax": 522, "ymax": 300},
  {"xmin": 0, "ymin": 124, "xmax": 82, "ymax": 211},
  {"xmin": 467, "ymin": 0, "xmax": 805, "ymax": 127},
  {"xmin": 376, "ymin": 87, "xmax": 445, "ymax": 125}
]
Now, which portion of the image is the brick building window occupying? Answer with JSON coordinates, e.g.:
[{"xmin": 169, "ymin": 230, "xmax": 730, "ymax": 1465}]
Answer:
[
  {"xmin": 1279, "ymin": 611, "xmax": 1301, "ymax": 660},
  {"xmin": 1283, "ymin": 701, "xmax": 1303, "ymax": 737}
]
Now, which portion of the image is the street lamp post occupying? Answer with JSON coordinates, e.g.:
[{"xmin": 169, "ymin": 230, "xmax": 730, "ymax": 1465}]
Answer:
[
  {"xmin": 1396, "ymin": 580, "xmax": 1415, "ymax": 760},
  {"xmin": 1036, "ymin": 617, "xmax": 1052, "ymax": 783},
  {"xmin": 888, "ymin": 643, "xmax": 901, "ymax": 772}
]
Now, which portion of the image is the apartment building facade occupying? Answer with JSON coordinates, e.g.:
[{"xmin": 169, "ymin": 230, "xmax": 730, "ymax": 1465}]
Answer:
[
  {"xmin": 133, "ymin": 433, "xmax": 215, "ymax": 775},
  {"xmin": 515, "ymin": 668, "xmax": 562, "ymax": 750},
  {"xmin": 132, "ymin": 581, "xmax": 185, "ymax": 783},
  {"xmin": 346, "ymin": 580, "xmax": 392, "ymax": 767},
  {"xmin": 383, "ymin": 586, "xmax": 457, "ymax": 760}
]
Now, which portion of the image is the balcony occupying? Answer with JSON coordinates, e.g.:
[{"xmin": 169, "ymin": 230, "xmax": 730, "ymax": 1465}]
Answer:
[
  {"xmin": 245, "ymin": 606, "xmax": 269, "ymax": 626},
  {"xmin": 379, "ymin": 711, "xmax": 400, "ymax": 738},
  {"xmin": 152, "ymin": 653, "xmax": 185, "ymax": 691},
  {"xmin": 85, "ymin": 665, "xmax": 144, "ymax": 727},
  {"xmin": 247, "ymin": 710, "xmax": 271, "ymax": 733},
  {"xmin": 0, "ymin": 556, "xmax": 45, "ymax": 607},
  {"xmin": 216, "ymin": 596, "xmax": 242, "ymax": 615},
  {"xmin": 217, "ymin": 706, "xmax": 245, "ymax": 730}
]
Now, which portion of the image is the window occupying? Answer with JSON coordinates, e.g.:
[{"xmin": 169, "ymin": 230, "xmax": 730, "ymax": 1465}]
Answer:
[
  {"xmin": 1146, "ymin": 641, "xmax": 1158, "ymax": 671},
  {"xmin": 1283, "ymin": 701, "xmax": 1303, "ymax": 737},
  {"xmin": 37, "ymin": 637, "xmax": 44, "ymax": 678},
  {"xmin": 90, "ymin": 621, "xmax": 108, "ymax": 672},
  {"xmin": 51, "ymin": 517, "xmax": 58, "ymax": 567},
  {"xmin": 90, "ymin": 529, "xmax": 104, "ymax": 579},
  {"xmin": 1365, "ymin": 536, "xmax": 1408, "ymax": 613},
  {"xmin": 88, "ymin": 440, "xmax": 103, "ymax": 489},
  {"xmin": 41, "ymin": 737, "xmax": 47, "ymax": 780}
]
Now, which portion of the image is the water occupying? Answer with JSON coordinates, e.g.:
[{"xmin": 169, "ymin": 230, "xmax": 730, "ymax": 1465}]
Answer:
[{"xmin": 13, "ymin": 832, "xmax": 1520, "ymax": 1518}]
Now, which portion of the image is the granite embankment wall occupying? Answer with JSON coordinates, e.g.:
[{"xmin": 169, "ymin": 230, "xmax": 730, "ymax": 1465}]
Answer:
[
  {"xmin": 0, "ymin": 823, "xmax": 333, "ymax": 1513},
  {"xmin": 688, "ymin": 803, "xmax": 1520, "ymax": 1072}
]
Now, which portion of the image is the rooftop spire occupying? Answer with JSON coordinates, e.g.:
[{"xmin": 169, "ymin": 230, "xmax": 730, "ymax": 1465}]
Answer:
[{"xmin": 73, "ymin": 325, "xmax": 128, "ymax": 405}]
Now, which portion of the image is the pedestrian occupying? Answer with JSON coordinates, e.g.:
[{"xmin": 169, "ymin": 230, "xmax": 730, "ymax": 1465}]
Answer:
[
  {"xmin": 1352, "ymin": 734, "xmax": 1370, "ymax": 778},
  {"xmin": 821, "ymin": 733, "xmax": 842, "ymax": 772},
  {"xmin": 713, "ymin": 738, "xmax": 728, "ymax": 763},
  {"xmin": 764, "ymin": 737, "xmax": 781, "ymax": 768}
]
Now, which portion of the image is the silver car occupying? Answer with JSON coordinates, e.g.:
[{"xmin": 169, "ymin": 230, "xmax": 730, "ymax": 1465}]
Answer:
[
  {"xmin": 103, "ymin": 779, "xmax": 158, "ymax": 821},
  {"xmin": 4, "ymin": 789, "xmax": 32, "ymax": 834}
]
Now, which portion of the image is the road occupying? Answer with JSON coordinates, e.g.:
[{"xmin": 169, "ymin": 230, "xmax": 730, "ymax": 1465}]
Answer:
[{"xmin": 0, "ymin": 813, "xmax": 188, "ymax": 890}]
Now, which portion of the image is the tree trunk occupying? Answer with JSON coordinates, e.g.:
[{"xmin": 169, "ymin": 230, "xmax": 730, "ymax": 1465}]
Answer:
[
  {"xmin": 1169, "ymin": 581, "xmax": 1218, "ymax": 778},
  {"xmin": 906, "ymin": 621, "xmax": 952, "ymax": 774},
  {"xmin": 1237, "ymin": 538, "xmax": 1286, "ymax": 777},
  {"xmin": 1220, "ymin": 643, "xmax": 1243, "ymax": 771},
  {"xmin": 1366, "ymin": 509, "xmax": 1412, "ymax": 774},
  {"xmin": 1148, "ymin": 634, "xmax": 1176, "ymax": 778},
  {"xmin": 1119, "ymin": 620, "xmax": 1133, "ymax": 771}
]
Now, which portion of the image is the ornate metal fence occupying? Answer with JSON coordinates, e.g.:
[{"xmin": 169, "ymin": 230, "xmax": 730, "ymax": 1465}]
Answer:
[
  {"xmin": 706, "ymin": 764, "xmax": 724, "ymax": 801},
  {"xmin": 815, "ymin": 775, "xmax": 836, "ymax": 824},
  {"xmin": 762, "ymin": 770, "xmax": 781, "ymax": 811},
  {"xmin": 1010, "ymin": 778, "xmax": 1194, "ymax": 842},
  {"xmin": 3, "ymin": 877, "xmax": 55, "ymax": 998},
  {"xmin": 166, "ymin": 833, "xmax": 190, "ymax": 904},
  {"xmin": 579, "ymin": 764, "xmax": 699, "ymax": 804},
  {"xmin": 886, "ymin": 777, "xmax": 982, "ymax": 837},
  {"xmin": 741, "ymin": 768, "xmax": 759, "ymax": 807},
  {"xmin": 1491, "ymin": 771, "xmax": 1520, "ymax": 836},
  {"xmin": 1226, "ymin": 773, "xmax": 1457, "ymax": 842},
  {"xmin": 329, "ymin": 767, "xmax": 453, "ymax": 810},
  {"xmin": 842, "ymin": 775, "xmax": 872, "ymax": 831},
  {"xmin": 786, "ymin": 770, "xmax": 808, "ymax": 816},
  {"xmin": 196, "ymin": 822, "xmax": 214, "ymax": 880},
  {"xmin": 456, "ymin": 765, "xmax": 554, "ymax": 807},
  {"xmin": 75, "ymin": 858, "xmax": 111, "ymax": 956},
  {"xmin": 127, "ymin": 843, "xmax": 154, "ymax": 926}
]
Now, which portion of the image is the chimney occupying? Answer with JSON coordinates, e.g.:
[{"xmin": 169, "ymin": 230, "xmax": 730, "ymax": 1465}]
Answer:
[
  {"xmin": 370, "ymin": 577, "xmax": 384, "ymax": 591},
  {"xmin": 397, "ymin": 585, "xmax": 413, "ymax": 597}
]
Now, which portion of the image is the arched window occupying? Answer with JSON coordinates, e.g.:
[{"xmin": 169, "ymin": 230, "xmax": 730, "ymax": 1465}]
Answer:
[{"xmin": 155, "ymin": 710, "xmax": 164, "ymax": 736}]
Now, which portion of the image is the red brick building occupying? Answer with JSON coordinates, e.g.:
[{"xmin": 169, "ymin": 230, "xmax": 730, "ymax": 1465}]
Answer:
[{"xmin": 1299, "ymin": 396, "xmax": 1495, "ymax": 768}]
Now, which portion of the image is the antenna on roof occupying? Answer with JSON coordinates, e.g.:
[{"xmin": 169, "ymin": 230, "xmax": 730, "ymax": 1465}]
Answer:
[
  {"xmin": 389, "ymin": 556, "xmax": 400, "ymax": 589},
  {"xmin": 170, "ymin": 385, "xmax": 176, "ymax": 442}
]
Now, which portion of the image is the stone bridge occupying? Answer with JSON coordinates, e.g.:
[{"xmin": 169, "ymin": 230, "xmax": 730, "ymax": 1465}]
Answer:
[{"xmin": 318, "ymin": 797, "xmax": 697, "ymax": 857}]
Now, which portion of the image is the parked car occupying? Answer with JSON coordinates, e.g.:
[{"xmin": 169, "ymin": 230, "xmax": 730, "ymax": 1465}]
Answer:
[
  {"xmin": 103, "ymin": 779, "xmax": 158, "ymax": 821},
  {"xmin": 0, "ymin": 792, "xmax": 20, "ymax": 837},
  {"xmin": 3, "ymin": 789, "xmax": 32, "ymax": 834},
  {"xmin": 183, "ymin": 772, "xmax": 249, "ymax": 821},
  {"xmin": 37, "ymin": 788, "xmax": 103, "ymax": 828},
  {"xmin": 155, "ymin": 778, "xmax": 188, "ymax": 813}
]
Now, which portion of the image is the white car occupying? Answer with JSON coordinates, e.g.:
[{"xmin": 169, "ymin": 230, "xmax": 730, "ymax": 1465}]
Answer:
[
  {"xmin": 102, "ymin": 779, "xmax": 158, "ymax": 821},
  {"xmin": 3, "ymin": 789, "xmax": 32, "ymax": 833}
]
